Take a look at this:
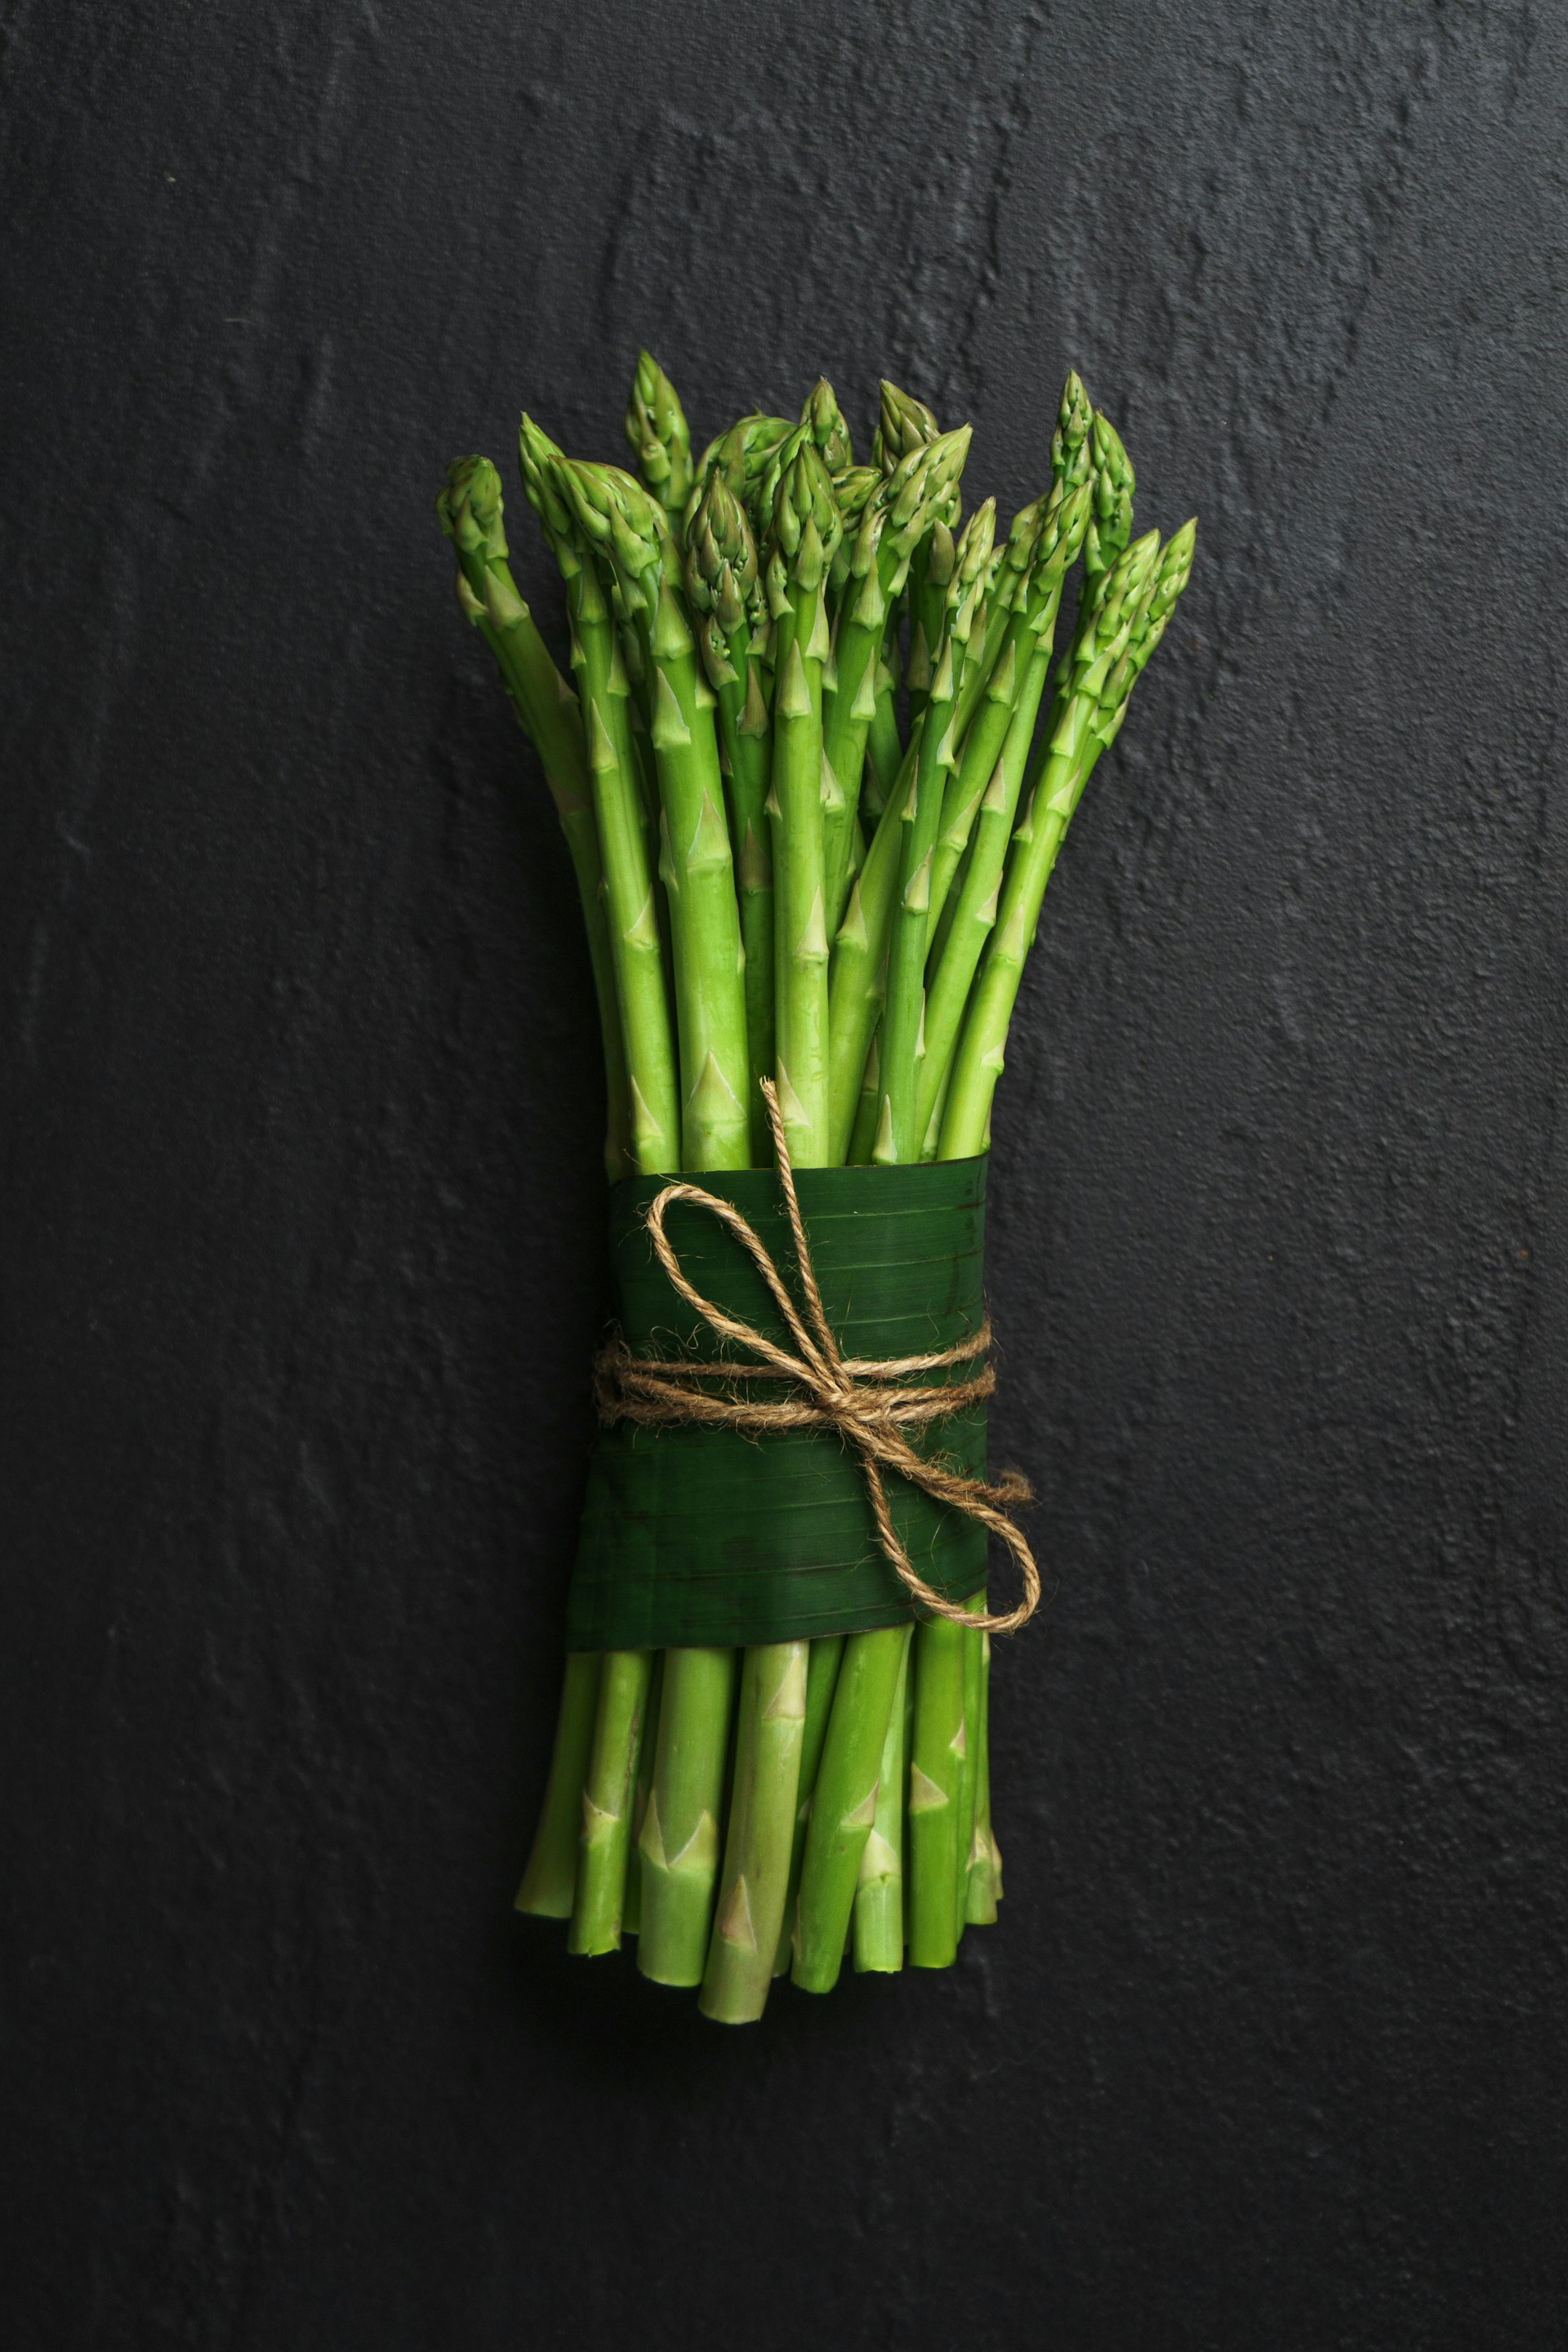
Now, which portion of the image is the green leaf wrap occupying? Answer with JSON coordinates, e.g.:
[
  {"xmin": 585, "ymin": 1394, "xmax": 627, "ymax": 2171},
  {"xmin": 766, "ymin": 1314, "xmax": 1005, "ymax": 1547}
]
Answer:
[{"xmin": 566, "ymin": 1156, "xmax": 991, "ymax": 1650}]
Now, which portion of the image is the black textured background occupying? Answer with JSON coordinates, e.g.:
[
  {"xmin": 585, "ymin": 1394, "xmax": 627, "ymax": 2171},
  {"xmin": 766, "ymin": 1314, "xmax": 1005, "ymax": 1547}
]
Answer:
[{"xmin": 3, "ymin": 2, "xmax": 1566, "ymax": 2344}]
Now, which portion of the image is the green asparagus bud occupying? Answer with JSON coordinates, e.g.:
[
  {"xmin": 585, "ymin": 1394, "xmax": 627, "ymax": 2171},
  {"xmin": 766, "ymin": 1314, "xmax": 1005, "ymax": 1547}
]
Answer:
[
  {"xmin": 1084, "ymin": 410, "xmax": 1135, "ymax": 580},
  {"xmin": 826, "ymin": 466, "xmax": 883, "ymax": 608},
  {"xmin": 624, "ymin": 349, "xmax": 694, "ymax": 516},
  {"xmin": 834, "ymin": 465, "xmax": 881, "ymax": 527},
  {"xmin": 768, "ymin": 434, "xmax": 844, "ymax": 575},
  {"xmin": 879, "ymin": 425, "xmax": 972, "ymax": 565},
  {"xmin": 516, "ymin": 413, "xmax": 578, "ymax": 554},
  {"xmin": 799, "ymin": 373, "xmax": 853, "ymax": 477},
  {"xmin": 873, "ymin": 379, "xmax": 941, "ymax": 474},
  {"xmin": 684, "ymin": 470, "xmax": 760, "ymax": 623},
  {"xmin": 690, "ymin": 411, "xmax": 795, "ymax": 508},
  {"xmin": 1049, "ymin": 368, "xmax": 1094, "ymax": 492}
]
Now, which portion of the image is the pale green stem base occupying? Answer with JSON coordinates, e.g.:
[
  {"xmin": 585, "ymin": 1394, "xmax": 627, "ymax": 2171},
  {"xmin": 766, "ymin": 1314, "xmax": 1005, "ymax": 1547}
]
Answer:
[
  {"xmin": 515, "ymin": 1650, "xmax": 604, "ymax": 1920},
  {"xmin": 568, "ymin": 1649, "xmax": 653, "ymax": 1957},
  {"xmin": 793, "ymin": 1624, "xmax": 910, "ymax": 1991},
  {"xmin": 621, "ymin": 1650, "xmax": 663, "ymax": 1938},
  {"xmin": 853, "ymin": 1627, "xmax": 912, "ymax": 1972},
  {"xmin": 700, "ymin": 1642, "xmax": 807, "ymax": 2023},
  {"xmin": 965, "ymin": 1630, "xmax": 1000, "ymax": 1925},
  {"xmin": 906, "ymin": 1618, "xmax": 966, "ymax": 1967},
  {"xmin": 773, "ymin": 1634, "xmax": 845, "ymax": 1976},
  {"xmin": 637, "ymin": 1646, "xmax": 737, "ymax": 1987}
]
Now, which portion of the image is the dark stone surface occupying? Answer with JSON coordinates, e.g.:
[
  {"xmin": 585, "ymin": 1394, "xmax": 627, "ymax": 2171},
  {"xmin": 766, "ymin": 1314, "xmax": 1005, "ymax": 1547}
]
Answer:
[{"xmin": 2, "ymin": 2, "xmax": 1565, "ymax": 2343}]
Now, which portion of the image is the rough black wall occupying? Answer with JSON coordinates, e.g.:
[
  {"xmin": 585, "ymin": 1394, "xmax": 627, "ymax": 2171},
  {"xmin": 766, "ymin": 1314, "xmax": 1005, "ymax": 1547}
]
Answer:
[{"xmin": 2, "ymin": 3, "xmax": 1565, "ymax": 2345}]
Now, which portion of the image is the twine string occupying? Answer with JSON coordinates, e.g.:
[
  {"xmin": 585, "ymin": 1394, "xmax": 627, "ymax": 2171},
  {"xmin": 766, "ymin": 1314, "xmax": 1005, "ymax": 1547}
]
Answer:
[{"xmin": 592, "ymin": 1079, "xmax": 1040, "ymax": 1636}]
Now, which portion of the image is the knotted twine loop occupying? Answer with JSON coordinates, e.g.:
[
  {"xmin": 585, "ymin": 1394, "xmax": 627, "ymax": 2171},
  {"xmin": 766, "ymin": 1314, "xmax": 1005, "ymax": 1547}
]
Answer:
[{"xmin": 592, "ymin": 1079, "xmax": 1040, "ymax": 1637}]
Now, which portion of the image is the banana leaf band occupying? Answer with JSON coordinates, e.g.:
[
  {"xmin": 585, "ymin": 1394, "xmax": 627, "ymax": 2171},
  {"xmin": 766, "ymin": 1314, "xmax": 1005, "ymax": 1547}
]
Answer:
[{"xmin": 565, "ymin": 1082, "xmax": 1040, "ymax": 1653}]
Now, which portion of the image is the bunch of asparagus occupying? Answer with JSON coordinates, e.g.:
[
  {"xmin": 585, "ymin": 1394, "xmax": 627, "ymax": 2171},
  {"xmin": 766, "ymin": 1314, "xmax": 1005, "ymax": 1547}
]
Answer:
[{"xmin": 439, "ymin": 355, "xmax": 1194, "ymax": 2022}]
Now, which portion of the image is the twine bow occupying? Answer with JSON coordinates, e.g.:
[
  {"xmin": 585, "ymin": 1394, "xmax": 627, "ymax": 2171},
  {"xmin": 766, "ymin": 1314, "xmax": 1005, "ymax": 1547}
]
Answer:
[{"xmin": 593, "ymin": 1079, "xmax": 1040, "ymax": 1635}]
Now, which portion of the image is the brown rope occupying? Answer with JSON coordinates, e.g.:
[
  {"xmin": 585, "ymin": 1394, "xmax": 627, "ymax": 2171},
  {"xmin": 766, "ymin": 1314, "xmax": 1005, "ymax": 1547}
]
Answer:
[{"xmin": 593, "ymin": 1079, "xmax": 1040, "ymax": 1636}]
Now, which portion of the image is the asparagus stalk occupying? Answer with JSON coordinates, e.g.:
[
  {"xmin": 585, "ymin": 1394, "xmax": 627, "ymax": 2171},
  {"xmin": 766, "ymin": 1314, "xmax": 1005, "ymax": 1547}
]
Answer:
[
  {"xmin": 853, "ymin": 1626, "xmax": 911, "ymax": 1971},
  {"xmin": 764, "ymin": 434, "xmax": 843, "ymax": 1167},
  {"xmin": 772, "ymin": 1633, "xmax": 845, "ymax": 1976},
  {"xmin": 636, "ymin": 1645, "xmax": 737, "ymax": 1984},
  {"xmin": 517, "ymin": 422, "xmax": 684, "ymax": 1176},
  {"xmin": 685, "ymin": 473, "xmax": 776, "ymax": 1159},
  {"xmin": 683, "ymin": 432, "xmax": 849, "ymax": 2015},
  {"xmin": 624, "ymin": 349, "xmax": 694, "ymax": 519},
  {"xmin": 906, "ymin": 1616, "xmax": 967, "ymax": 1967},
  {"xmin": 928, "ymin": 477, "xmax": 1093, "ymax": 942},
  {"xmin": 568, "ymin": 1648, "xmax": 655, "ymax": 1955},
  {"xmin": 964, "ymin": 1624, "xmax": 1000, "ymax": 1924},
  {"xmin": 954, "ymin": 1596, "xmax": 987, "ymax": 1939},
  {"xmin": 564, "ymin": 460, "xmax": 752, "ymax": 1172},
  {"xmin": 438, "ymin": 457, "xmax": 633, "ymax": 1180},
  {"xmin": 872, "ymin": 381, "xmax": 946, "ymax": 722},
  {"xmin": 940, "ymin": 521, "xmax": 1195, "ymax": 1160},
  {"xmin": 700, "ymin": 1641, "xmax": 808, "ymax": 2023},
  {"xmin": 874, "ymin": 500, "xmax": 995, "ymax": 1165},
  {"xmin": 622, "ymin": 1649, "xmax": 662, "ymax": 1936},
  {"xmin": 914, "ymin": 483, "xmax": 1094, "ymax": 1142},
  {"xmin": 514, "ymin": 1650, "xmax": 604, "ymax": 1918},
  {"xmin": 820, "ymin": 429, "xmax": 969, "ymax": 936}
]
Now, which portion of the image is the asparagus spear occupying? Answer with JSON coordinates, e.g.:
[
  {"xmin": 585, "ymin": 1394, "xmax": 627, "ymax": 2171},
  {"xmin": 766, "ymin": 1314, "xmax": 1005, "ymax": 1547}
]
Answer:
[
  {"xmin": 438, "ymin": 457, "xmax": 633, "ymax": 1181},
  {"xmin": 701, "ymin": 1641, "xmax": 808, "ymax": 2022},
  {"xmin": 964, "ymin": 1623, "xmax": 1002, "ymax": 1923},
  {"xmin": 637, "ymin": 1645, "xmax": 737, "ymax": 1984},
  {"xmin": 820, "ymin": 429, "xmax": 970, "ymax": 936},
  {"xmin": 764, "ymin": 434, "xmax": 843, "ymax": 1168},
  {"xmin": 568, "ymin": 1647, "xmax": 655, "ymax": 1954},
  {"xmin": 772, "ymin": 1633, "xmax": 845, "ymax": 1976},
  {"xmin": 954, "ymin": 1592, "xmax": 987, "ymax": 1938},
  {"xmin": 685, "ymin": 473, "xmax": 775, "ymax": 1159},
  {"xmin": 906, "ymin": 1615, "xmax": 967, "ymax": 1965},
  {"xmin": 853, "ymin": 1625, "xmax": 911, "ymax": 1971},
  {"xmin": 517, "ymin": 422, "xmax": 684, "ymax": 1176},
  {"xmin": 792, "ymin": 1621, "xmax": 912, "ymax": 1990},
  {"xmin": 940, "ymin": 521, "xmax": 1195, "ymax": 1160},
  {"xmin": 564, "ymin": 459, "xmax": 752, "ymax": 1173},
  {"xmin": 873, "ymin": 499, "xmax": 995, "ymax": 1165},
  {"xmin": 914, "ymin": 482, "xmax": 1093, "ymax": 1141},
  {"xmin": 624, "ymin": 349, "xmax": 694, "ymax": 519}
]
